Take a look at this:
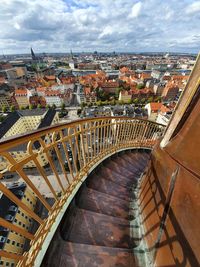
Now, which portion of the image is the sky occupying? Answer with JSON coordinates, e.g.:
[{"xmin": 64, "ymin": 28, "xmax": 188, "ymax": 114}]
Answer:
[{"xmin": 0, "ymin": 0, "xmax": 200, "ymax": 54}]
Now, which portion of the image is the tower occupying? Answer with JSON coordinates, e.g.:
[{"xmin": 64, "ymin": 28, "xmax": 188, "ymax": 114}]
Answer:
[{"xmin": 31, "ymin": 47, "xmax": 37, "ymax": 60}]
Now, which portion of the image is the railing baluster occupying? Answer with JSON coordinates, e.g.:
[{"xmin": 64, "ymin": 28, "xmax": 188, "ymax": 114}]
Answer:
[
  {"xmin": 89, "ymin": 122, "xmax": 93, "ymax": 160},
  {"xmin": 79, "ymin": 123, "xmax": 87, "ymax": 167},
  {"xmin": 84, "ymin": 123, "xmax": 90, "ymax": 163},
  {"xmin": 60, "ymin": 131, "xmax": 75, "ymax": 181},
  {"xmin": 53, "ymin": 138, "xmax": 70, "ymax": 186},
  {"xmin": 93, "ymin": 122, "xmax": 97, "ymax": 158},
  {"xmin": 106, "ymin": 119, "xmax": 110, "ymax": 150},
  {"xmin": 68, "ymin": 130, "xmax": 79, "ymax": 174},
  {"xmin": 42, "ymin": 147, "xmax": 65, "ymax": 193},
  {"xmin": 74, "ymin": 126, "xmax": 83, "ymax": 170},
  {"xmin": 102, "ymin": 120, "xmax": 105, "ymax": 152}
]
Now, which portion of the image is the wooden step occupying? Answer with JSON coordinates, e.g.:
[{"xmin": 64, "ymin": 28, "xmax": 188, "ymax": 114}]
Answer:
[
  {"xmin": 98, "ymin": 167, "xmax": 134, "ymax": 188},
  {"xmin": 76, "ymin": 187, "xmax": 130, "ymax": 219},
  {"xmin": 61, "ymin": 208, "xmax": 136, "ymax": 248},
  {"xmin": 54, "ymin": 242, "xmax": 138, "ymax": 267},
  {"xmin": 87, "ymin": 174, "xmax": 131, "ymax": 201}
]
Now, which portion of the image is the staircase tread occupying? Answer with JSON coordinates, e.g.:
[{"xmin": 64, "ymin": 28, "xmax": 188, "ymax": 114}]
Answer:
[
  {"xmin": 98, "ymin": 167, "xmax": 135, "ymax": 188},
  {"xmin": 104, "ymin": 161, "xmax": 136, "ymax": 176},
  {"xmin": 87, "ymin": 174, "xmax": 131, "ymax": 201},
  {"xmin": 59, "ymin": 242, "xmax": 138, "ymax": 267},
  {"xmin": 61, "ymin": 208, "xmax": 135, "ymax": 248},
  {"xmin": 111, "ymin": 157, "xmax": 144, "ymax": 174},
  {"xmin": 76, "ymin": 187, "xmax": 130, "ymax": 219}
]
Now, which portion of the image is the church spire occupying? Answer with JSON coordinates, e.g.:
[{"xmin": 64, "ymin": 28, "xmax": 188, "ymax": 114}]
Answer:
[
  {"xmin": 31, "ymin": 47, "xmax": 36, "ymax": 60},
  {"xmin": 70, "ymin": 49, "xmax": 73, "ymax": 59}
]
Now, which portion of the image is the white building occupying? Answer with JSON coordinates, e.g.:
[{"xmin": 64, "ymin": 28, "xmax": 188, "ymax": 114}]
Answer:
[{"xmin": 45, "ymin": 90, "xmax": 63, "ymax": 107}]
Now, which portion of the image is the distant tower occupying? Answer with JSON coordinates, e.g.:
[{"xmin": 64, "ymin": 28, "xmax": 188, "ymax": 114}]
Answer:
[
  {"xmin": 31, "ymin": 47, "xmax": 37, "ymax": 60},
  {"xmin": 70, "ymin": 49, "xmax": 73, "ymax": 59},
  {"xmin": 164, "ymin": 52, "xmax": 170, "ymax": 59}
]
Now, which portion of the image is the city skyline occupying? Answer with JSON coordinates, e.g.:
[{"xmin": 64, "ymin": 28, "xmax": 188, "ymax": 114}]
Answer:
[{"xmin": 0, "ymin": 0, "xmax": 200, "ymax": 54}]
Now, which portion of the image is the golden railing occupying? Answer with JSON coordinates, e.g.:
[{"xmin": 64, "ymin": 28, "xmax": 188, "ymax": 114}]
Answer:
[{"xmin": 0, "ymin": 117, "xmax": 165, "ymax": 266}]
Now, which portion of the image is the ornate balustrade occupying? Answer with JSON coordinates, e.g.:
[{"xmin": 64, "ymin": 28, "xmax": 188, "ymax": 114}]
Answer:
[{"xmin": 0, "ymin": 117, "xmax": 165, "ymax": 266}]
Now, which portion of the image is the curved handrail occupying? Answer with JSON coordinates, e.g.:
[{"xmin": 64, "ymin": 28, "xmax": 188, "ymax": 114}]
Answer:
[
  {"xmin": 0, "ymin": 117, "xmax": 166, "ymax": 266},
  {"xmin": 0, "ymin": 116, "xmax": 165, "ymax": 151}
]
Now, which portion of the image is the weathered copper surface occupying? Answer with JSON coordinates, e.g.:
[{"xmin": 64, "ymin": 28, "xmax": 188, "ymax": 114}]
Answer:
[
  {"xmin": 42, "ymin": 150, "xmax": 150, "ymax": 267},
  {"xmin": 140, "ymin": 142, "xmax": 200, "ymax": 266}
]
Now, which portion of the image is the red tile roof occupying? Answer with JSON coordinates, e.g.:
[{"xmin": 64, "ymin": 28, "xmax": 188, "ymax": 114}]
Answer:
[
  {"xmin": 15, "ymin": 89, "xmax": 27, "ymax": 96},
  {"xmin": 149, "ymin": 102, "xmax": 162, "ymax": 111},
  {"xmin": 45, "ymin": 90, "xmax": 60, "ymax": 96}
]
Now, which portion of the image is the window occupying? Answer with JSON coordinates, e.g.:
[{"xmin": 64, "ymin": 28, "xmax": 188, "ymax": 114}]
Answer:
[
  {"xmin": 12, "ymin": 240, "xmax": 15, "ymax": 245},
  {"xmin": 16, "ymin": 243, "xmax": 20, "ymax": 247},
  {"xmin": 6, "ymin": 263, "xmax": 9, "ymax": 266},
  {"xmin": 7, "ymin": 239, "xmax": 10, "ymax": 244}
]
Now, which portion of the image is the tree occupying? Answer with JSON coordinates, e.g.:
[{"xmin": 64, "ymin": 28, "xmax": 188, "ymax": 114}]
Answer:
[
  {"xmin": 10, "ymin": 105, "xmax": 15, "ymax": 112},
  {"xmin": 110, "ymin": 99, "xmax": 116, "ymax": 106},
  {"xmin": 115, "ymin": 87, "xmax": 122, "ymax": 99},
  {"xmin": 80, "ymin": 102, "xmax": 86, "ymax": 109},
  {"xmin": 29, "ymin": 104, "xmax": 34, "ymax": 110},
  {"xmin": 133, "ymin": 98, "xmax": 139, "ymax": 104},
  {"xmin": 96, "ymin": 88, "xmax": 107, "ymax": 101},
  {"xmin": 127, "ymin": 99, "xmax": 132, "ymax": 105},
  {"xmin": 137, "ymin": 84, "xmax": 145, "ymax": 90},
  {"xmin": 118, "ymin": 100, "xmax": 124, "ymax": 105},
  {"xmin": 46, "ymin": 104, "xmax": 51, "ymax": 109},
  {"xmin": 99, "ymin": 90, "xmax": 107, "ymax": 101},
  {"xmin": 52, "ymin": 104, "xmax": 56, "ymax": 110},
  {"xmin": 147, "ymin": 97, "xmax": 153, "ymax": 103},
  {"xmin": 140, "ymin": 98, "xmax": 146, "ymax": 104},
  {"xmin": 155, "ymin": 96, "xmax": 161, "ymax": 102},
  {"xmin": 99, "ymin": 101, "xmax": 103, "ymax": 106},
  {"xmin": 0, "ymin": 116, "xmax": 4, "ymax": 122},
  {"xmin": 2, "ymin": 105, "xmax": 7, "ymax": 113},
  {"xmin": 20, "ymin": 106, "xmax": 25, "ymax": 110},
  {"xmin": 37, "ymin": 104, "xmax": 42, "ymax": 109},
  {"xmin": 61, "ymin": 103, "xmax": 65, "ymax": 111}
]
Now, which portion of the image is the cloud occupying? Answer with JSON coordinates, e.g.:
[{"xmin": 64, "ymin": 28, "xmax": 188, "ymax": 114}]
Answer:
[
  {"xmin": 0, "ymin": 0, "xmax": 199, "ymax": 54},
  {"xmin": 14, "ymin": 22, "xmax": 21, "ymax": 30},
  {"xmin": 186, "ymin": 1, "xmax": 200, "ymax": 14},
  {"xmin": 130, "ymin": 2, "xmax": 142, "ymax": 18}
]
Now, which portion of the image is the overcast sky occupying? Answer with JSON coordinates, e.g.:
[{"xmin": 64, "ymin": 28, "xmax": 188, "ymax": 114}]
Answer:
[{"xmin": 0, "ymin": 0, "xmax": 200, "ymax": 54}]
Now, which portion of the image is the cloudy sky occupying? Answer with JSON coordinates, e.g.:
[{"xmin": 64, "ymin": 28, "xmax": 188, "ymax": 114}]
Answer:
[{"xmin": 0, "ymin": 0, "xmax": 200, "ymax": 54}]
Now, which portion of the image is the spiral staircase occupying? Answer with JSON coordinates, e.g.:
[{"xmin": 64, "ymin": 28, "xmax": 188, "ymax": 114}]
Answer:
[{"xmin": 42, "ymin": 150, "xmax": 150, "ymax": 267}]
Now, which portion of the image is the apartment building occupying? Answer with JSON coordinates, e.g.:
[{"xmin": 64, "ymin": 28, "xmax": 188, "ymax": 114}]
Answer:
[
  {"xmin": 0, "ymin": 183, "xmax": 36, "ymax": 267},
  {"xmin": 0, "ymin": 109, "xmax": 59, "ymax": 170},
  {"xmin": 14, "ymin": 89, "xmax": 29, "ymax": 108}
]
